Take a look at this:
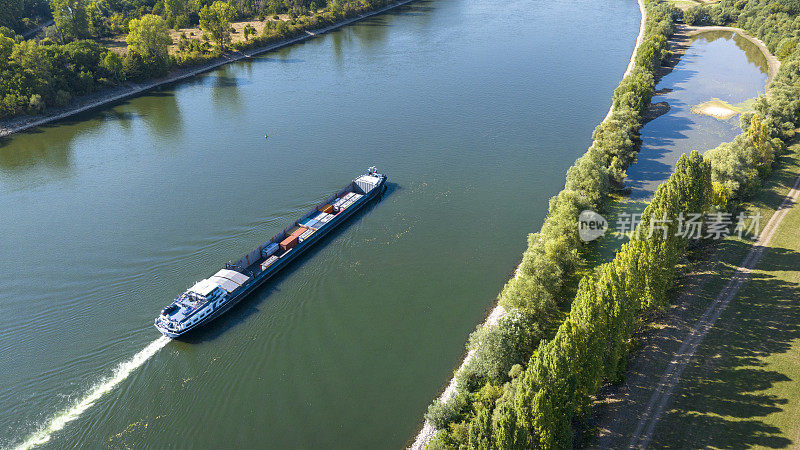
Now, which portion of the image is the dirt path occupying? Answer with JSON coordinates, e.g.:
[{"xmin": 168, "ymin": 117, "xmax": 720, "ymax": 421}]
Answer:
[
  {"xmin": 624, "ymin": 173, "xmax": 800, "ymax": 448},
  {"xmin": 0, "ymin": 0, "xmax": 417, "ymax": 139},
  {"xmin": 591, "ymin": 24, "xmax": 786, "ymax": 449},
  {"xmin": 591, "ymin": 171, "xmax": 800, "ymax": 449}
]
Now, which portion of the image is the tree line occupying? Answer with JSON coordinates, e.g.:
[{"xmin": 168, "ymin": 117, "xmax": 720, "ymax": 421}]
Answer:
[
  {"xmin": 0, "ymin": 0, "xmax": 391, "ymax": 119},
  {"xmin": 423, "ymin": 0, "xmax": 800, "ymax": 447}
]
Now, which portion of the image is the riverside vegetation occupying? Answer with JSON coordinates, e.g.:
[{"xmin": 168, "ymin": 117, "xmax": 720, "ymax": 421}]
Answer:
[
  {"xmin": 0, "ymin": 0, "xmax": 396, "ymax": 119},
  {"xmin": 423, "ymin": 0, "xmax": 800, "ymax": 448}
]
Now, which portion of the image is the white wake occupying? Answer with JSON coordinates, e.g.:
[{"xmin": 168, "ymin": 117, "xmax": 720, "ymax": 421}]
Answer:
[{"xmin": 13, "ymin": 336, "xmax": 170, "ymax": 450}]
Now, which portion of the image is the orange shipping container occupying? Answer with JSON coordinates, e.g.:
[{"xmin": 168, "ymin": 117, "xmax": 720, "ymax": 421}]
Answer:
[
  {"xmin": 280, "ymin": 226, "xmax": 307, "ymax": 251},
  {"xmin": 280, "ymin": 235, "xmax": 298, "ymax": 250},
  {"xmin": 319, "ymin": 204, "xmax": 334, "ymax": 214}
]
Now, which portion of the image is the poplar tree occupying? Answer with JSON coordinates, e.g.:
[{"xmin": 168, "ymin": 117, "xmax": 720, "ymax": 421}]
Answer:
[{"xmin": 468, "ymin": 407, "xmax": 493, "ymax": 450}]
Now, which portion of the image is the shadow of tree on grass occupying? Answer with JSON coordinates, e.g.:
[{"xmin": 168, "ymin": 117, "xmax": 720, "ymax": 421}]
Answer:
[{"xmin": 651, "ymin": 251, "xmax": 800, "ymax": 448}]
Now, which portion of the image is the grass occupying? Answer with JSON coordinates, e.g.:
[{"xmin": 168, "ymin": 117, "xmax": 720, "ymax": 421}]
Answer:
[
  {"xmin": 647, "ymin": 142, "xmax": 800, "ymax": 448},
  {"xmin": 666, "ymin": 0, "xmax": 720, "ymax": 11}
]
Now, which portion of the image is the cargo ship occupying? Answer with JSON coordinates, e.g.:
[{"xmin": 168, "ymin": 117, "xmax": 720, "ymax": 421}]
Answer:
[{"xmin": 154, "ymin": 167, "xmax": 387, "ymax": 338}]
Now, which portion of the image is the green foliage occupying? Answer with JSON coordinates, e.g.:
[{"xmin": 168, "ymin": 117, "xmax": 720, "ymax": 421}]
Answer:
[
  {"xmin": 501, "ymin": 151, "xmax": 713, "ymax": 449},
  {"xmin": 418, "ymin": 0, "xmax": 800, "ymax": 445},
  {"xmin": 51, "ymin": 0, "xmax": 90, "ymax": 40},
  {"xmin": 683, "ymin": 5, "xmax": 712, "ymax": 25},
  {"xmin": 163, "ymin": 0, "xmax": 188, "ymax": 24},
  {"xmin": 126, "ymin": 13, "xmax": 171, "ymax": 73},
  {"xmin": 101, "ymin": 50, "xmax": 124, "ymax": 81},
  {"xmin": 242, "ymin": 22, "xmax": 255, "ymax": 40},
  {"xmin": 0, "ymin": 0, "xmax": 397, "ymax": 120},
  {"xmin": 0, "ymin": 36, "xmax": 119, "ymax": 118},
  {"xmin": 457, "ymin": 311, "xmax": 540, "ymax": 391},
  {"xmin": 492, "ymin": 401, "xmax": 519, "ymax": 449},
  {"xmin": 425, "ymin": 391, "xmax": 470, "ymax": 431},
  {"xmin": 199, "ymin": 0, "xmax": 235, "ymax": 49},
  {"xmin": 431, "ymin": 1, "xmax": 800, "ymax": 444},
  {"xmin": 467, "ymin": 407, "xmax": 492, "ymax": 449}
]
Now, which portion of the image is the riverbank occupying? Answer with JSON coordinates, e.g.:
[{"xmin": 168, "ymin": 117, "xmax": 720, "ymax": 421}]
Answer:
[
  {"xmin": 407, "ymin": 0, "xmax": 647, "ymax": 448},
  {"xmin": 0, "ymin": 0, "xmax": 416, "ymax": 139}
]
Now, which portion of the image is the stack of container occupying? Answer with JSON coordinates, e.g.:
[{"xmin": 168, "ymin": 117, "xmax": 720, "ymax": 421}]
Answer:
[
  {"xmin": 333, "ymin": 192, "xmax": 362, "ymax": 212},
  {"xmin": 260, "ymin": 255, "xmax": 279, "ymax": 271},
  {"xmin": 312, "ymin": 212, "xmax": 334, "ymax": 224},
  {"xmin": 280, "ymin": 226, "xmax": 308, "ymax": 251},
  {"xmin": 298, "ymin": 227, "xmax": 315, "ymax": 243},
  {"xmin": 337, "ymin": 192, "xmax": 363, "ymax": 211},
  {"xmin": 261, "ymin": 242, "xmax": 280, "ymax": 259},
  {"xmin": 318, "ymin": 204, "xmax": 334, "ymax": 214},
  {"xmin": 299, "ymin": 218, "xmax": 321, "ymax": 230}
]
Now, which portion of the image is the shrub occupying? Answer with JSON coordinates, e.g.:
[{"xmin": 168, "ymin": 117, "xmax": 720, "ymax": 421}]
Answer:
[
  {"xmin": 54, "ymin": 89, "xmax": 71, "ymax": 107},
  {"xmin": 425, "ymin": 391, "xmax": 470, "ymax": 430},
  {"xmin": 28, "ymin": 94, "xmax": 44, "ymax": 113}
]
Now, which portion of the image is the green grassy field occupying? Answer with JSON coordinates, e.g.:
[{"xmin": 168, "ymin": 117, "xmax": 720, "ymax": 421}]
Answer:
[
  {"xmin": 666, "ymin": 0, "xmax": 720, "ymax": 11},
  {"xmin": 648, "ymin": 143, "xmax": 800, "ymax": 448}
]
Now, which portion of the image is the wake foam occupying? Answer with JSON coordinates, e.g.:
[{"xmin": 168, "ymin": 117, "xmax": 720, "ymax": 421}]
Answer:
[{"xmin": 13, "ymin": 336, "xmax": 170, "ymax": 450}]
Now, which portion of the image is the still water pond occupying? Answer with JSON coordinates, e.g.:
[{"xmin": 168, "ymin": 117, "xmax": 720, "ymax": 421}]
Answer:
[
  {"xmin": 627, "ymin": 30, "xmax": 769, "ymax": 198},
  {"xmin": 592, "ymin": 30, "xmax": 769, "ymax": 259},
  {"xmin": 0, "ymin": 0, "xmax": 640, "ymax": 447}
]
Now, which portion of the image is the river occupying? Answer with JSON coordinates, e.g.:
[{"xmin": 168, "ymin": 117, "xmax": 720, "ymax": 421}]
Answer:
[{"xmin": 0, "ymin": 0, "xmax": 641, "ymax": 447}]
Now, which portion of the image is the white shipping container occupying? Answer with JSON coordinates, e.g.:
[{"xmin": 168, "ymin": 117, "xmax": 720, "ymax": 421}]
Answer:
[
  {"xmin": 261, "ymin": 255, "xmax": 279, "ymax": 271},
  {"xmin": 299, "ymin": 229, "xmax": 315, "ymax": 241},
  {"xmin": 355, "ymin": 175, "xmax": 380, "ymax": 194}
]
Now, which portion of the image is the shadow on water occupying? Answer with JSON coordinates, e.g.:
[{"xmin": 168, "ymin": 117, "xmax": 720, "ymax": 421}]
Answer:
[
  {"xmin": 733, "ymin": 34, "xmax": 770, "ymax": 74},
  {"xmin": 0, "ymin": 0, "xmax": 433, "ymax": 157},
  {"xmin": 0, "ymin": 106, "xmax": 129, "ymax": 172},
  {"xmin": 0, "ymin": 89, "xmax": 185, "ymax": 174},
  {"xmin": 178, "ymin": 182, "xmax": 400, "ymax": 344},
  {"xmin": 626, "ymin": 104, "xmax": 696, "ymax": 197},
  {"xmin": 387, "ymin": 0, "xmax": 435, "ymax": 17},
  {"xmin": 650, "ymin": 243, "xmax": 800, "ymax": 448},
  {"xmin": 255, "ymin": 56, "xmax": 305, "ymax": 64}
]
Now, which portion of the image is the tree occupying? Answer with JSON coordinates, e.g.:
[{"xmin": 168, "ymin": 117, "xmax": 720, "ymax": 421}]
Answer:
[
  {"xmin": 126, "ymin": 14, "xmax": 171, "ymax": 74},
  {"xmin": 468, "ymin": 407, "xmax": 492, "ymax": 449},
  {"xmin": 493, "ymin": 402, "xmax": 518, "ymax": 449},
  {"xmin": 51, "ymin": 0, "xmax": 90, "ymax": 40},
  {"xmin": 458, "ymin": 312, "xmax": 538, "ymax": 390},
  {"xmin": 164, "ymin": 0, "xmax": 187, "ymax": 22},
  {"xmin": 747, "ymin": 114, "xmax": 775, "ymax": 172},
  {"xmin": 199, "ymin": 1, "xmax": 236, "ymax": 50},
  {"xmin": 424, "ymin": 391, "xmax": 469, "ymax": 430},
  {"xmin": 243, "ymin": 23, "xmax": 255, "ymax": 40},
  {"xmin": 101, "ymin": 51, "xmax": 124, "ymax": 82}
]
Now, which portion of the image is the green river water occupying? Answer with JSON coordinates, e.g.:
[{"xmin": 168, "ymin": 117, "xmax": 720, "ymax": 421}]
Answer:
[{"xmin": 1, "ymin": 1, "xmax": 767, "ymax": 448}]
